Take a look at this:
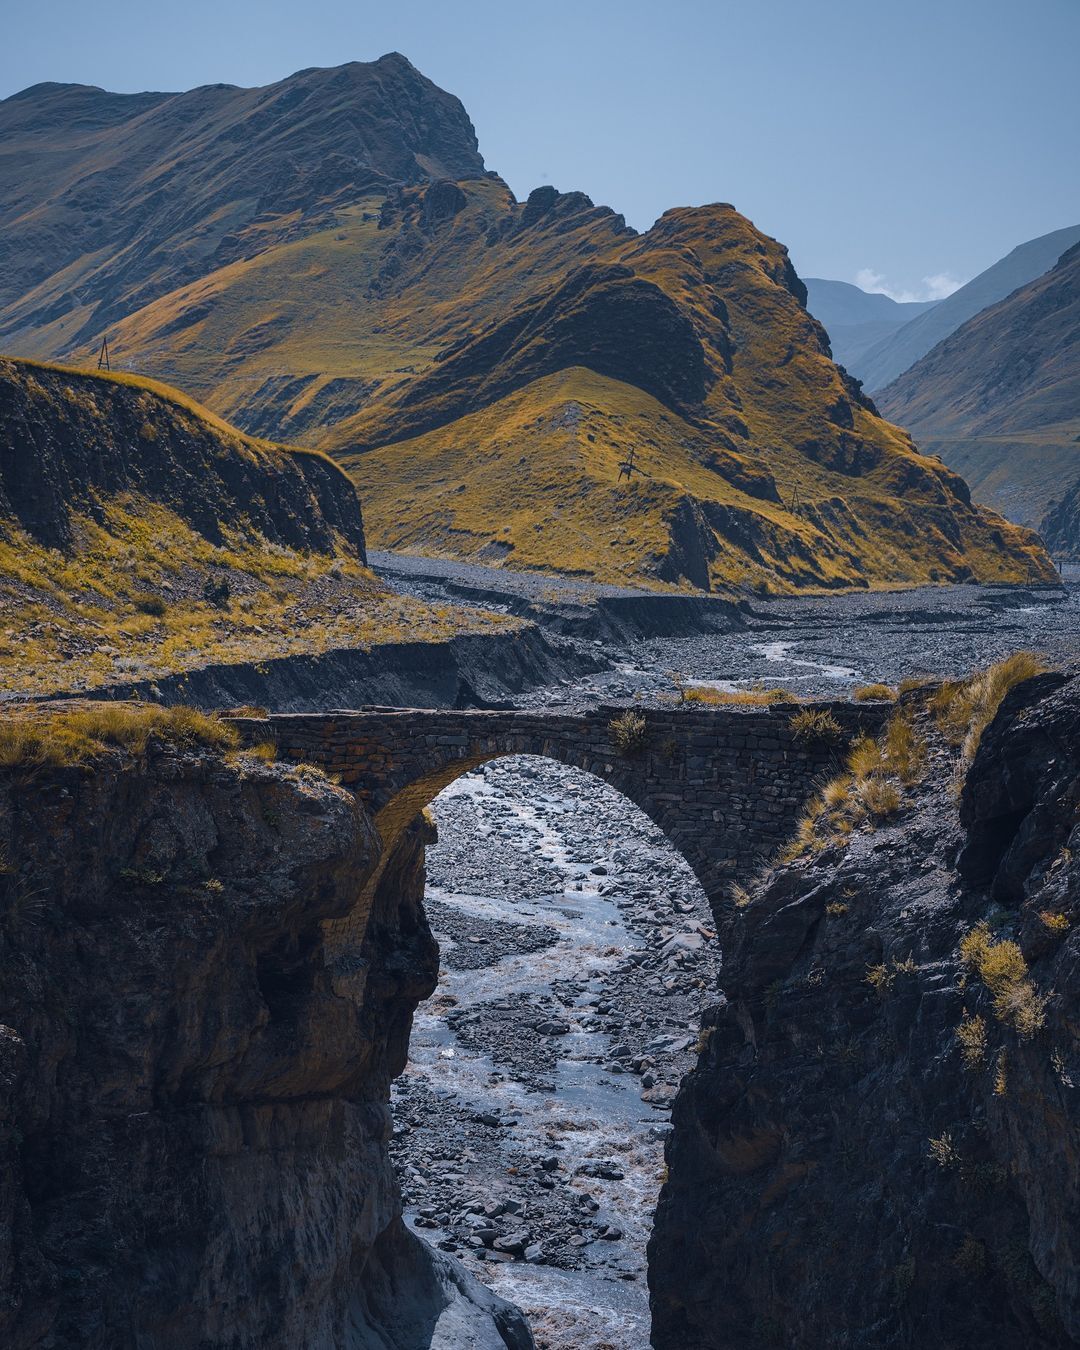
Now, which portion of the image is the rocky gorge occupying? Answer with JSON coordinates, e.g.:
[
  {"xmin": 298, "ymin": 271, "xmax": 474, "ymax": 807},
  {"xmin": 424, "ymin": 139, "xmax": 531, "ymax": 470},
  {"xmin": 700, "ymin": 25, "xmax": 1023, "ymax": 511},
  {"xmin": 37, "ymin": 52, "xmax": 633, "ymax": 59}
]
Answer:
[
  {"xmin": 0, "ymin": 29, "xmax": 1076, "ymax": 1350},
  {"xmin": 0, "ymin": 722, "xmax": 531, "ymax": 1348},
  {"xmin": 3, "ymin": 579, "xmax": 1080, "ymax": 1348},
  {"xmin": 651, "ymin": 666, "xmax": 1080, "ymax": 1347}
]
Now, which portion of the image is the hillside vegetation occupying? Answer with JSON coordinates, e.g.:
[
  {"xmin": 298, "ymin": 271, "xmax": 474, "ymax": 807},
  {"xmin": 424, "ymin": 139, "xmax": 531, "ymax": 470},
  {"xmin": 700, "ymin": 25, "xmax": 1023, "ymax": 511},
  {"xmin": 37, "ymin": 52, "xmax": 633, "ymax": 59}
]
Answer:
[
  {"xmin": 0, "ymin": 357, "xmax": 512, "ymax": 697},
  {"xmin": 0, "ymin": 60, "xmax": 1057, "ymax": 593},
  {"xmin": 75, "ymin": 179, "xmax": 1053, "ymax": 594}
]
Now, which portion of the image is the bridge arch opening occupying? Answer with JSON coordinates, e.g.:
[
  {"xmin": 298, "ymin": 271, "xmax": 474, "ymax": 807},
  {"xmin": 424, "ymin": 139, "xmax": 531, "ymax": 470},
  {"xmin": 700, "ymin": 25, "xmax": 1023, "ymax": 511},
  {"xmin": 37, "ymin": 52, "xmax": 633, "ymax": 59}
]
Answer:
[{"xmin": 390, "ymin": 751, "xmax": 719, "ymax": 1347}]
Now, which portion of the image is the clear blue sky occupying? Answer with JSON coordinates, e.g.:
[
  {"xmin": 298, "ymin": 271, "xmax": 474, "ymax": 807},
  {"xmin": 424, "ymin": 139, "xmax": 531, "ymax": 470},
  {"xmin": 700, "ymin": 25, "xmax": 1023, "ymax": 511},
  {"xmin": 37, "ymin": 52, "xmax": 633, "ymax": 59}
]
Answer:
[{"xmin": 3, "ymin": 0, "xmax": 1078, "ymax": 300}]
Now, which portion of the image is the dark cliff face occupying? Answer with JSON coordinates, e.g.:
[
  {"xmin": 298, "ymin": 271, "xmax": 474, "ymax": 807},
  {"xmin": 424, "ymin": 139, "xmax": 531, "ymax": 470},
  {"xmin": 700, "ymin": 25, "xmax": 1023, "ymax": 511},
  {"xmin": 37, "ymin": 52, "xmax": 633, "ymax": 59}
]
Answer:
[
  {"xmin": 0, "ymin": 743, "xmax": 531, "ymax": 1348},
  {"xmin": 650, "ymin": 671, "xmax": 1080, "ymax": 1348},
  {"xmin": 0, "ymin": 357, "xmax": 367, "ymax": 556},
  {"xmin": 356, "ymin": 260, "xmax": 711, "ymax": 448}
]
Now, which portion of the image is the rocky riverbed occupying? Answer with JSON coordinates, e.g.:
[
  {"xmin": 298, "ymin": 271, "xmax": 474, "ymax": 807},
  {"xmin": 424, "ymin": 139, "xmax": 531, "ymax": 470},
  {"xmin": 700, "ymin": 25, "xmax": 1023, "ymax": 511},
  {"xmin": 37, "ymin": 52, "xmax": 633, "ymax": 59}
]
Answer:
[
  {"xmin": 391, "ymin": 758, "xmax": 718, "ymax": 1349},
  {"xmin": 381, "ymin": 564, "xmax": 1080, "ymax": 1348},
  {"xmin": 375, "ymin": 550, "xmax": 1080, "ymax": 706},
  {"xmin": 518, "ymin": 583, "xmax": 1080, "ymax": 708}
]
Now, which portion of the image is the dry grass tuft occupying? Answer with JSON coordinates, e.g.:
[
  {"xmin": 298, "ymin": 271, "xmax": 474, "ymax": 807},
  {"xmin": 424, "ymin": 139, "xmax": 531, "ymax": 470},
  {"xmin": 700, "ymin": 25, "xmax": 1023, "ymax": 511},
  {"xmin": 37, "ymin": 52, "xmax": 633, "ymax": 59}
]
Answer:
[
  {"xmin": 960, "ymin": 922, "xmax": 1046, "ymax": 1039},
  {"xmin": 789, "ymin": 708, "xmax": 845, "ymax": 746},
  {"xmin": 956, "ymin": 1012, "xmax": 988, "ymax": 1069},
  {"xmin": 931, "ymin": 652, "xmax": 1046, "ymax": 766},
  {"xmin": 846, "ymin": 734, "xmax": 883, "ymax": 779},
  {"xmin": 682, "ymin": 683, "xmax": 798, "ymax": 707},
  {"xmin": 882, "ymin": 714, "xmax": 927, "ymax": 785},
  {"xmin": 853, "ymin": 683, "xmax": 896, "ymax": 702},
  {"xmin": 898, "ymin": 675, "xmax": 931, "ymax": 695},
  {"xmin": 609, "ymin": 709, "xmax": 648, "ymax": 754},
  {"xmin": 853, "ymin": 775, "xmax": 901, "ymax": 820},
  {"xmin": 0, "ymin": 704, "xmax": 239, "ymax": 769},
  {"xmin": 781, "ymin": 710, "xmax": 926, "ymax": 860}
]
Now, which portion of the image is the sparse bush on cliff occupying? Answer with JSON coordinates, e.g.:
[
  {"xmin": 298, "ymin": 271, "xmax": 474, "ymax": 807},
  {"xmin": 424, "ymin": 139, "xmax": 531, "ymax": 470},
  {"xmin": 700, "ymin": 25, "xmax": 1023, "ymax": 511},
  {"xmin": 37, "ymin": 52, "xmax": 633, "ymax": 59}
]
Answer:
[
  {"xmin": 781, "ymin": 710, "xmax": 925, "ymax": 859},
  {"xmin": 956, "ymin": 1012, "xmax": 989, "ymax": 1068},
  {"xmin": 0, "ymin": 704, "xmax": 239, "ymax": 768},
  {"xmin": 789, "ymin": 708, "xmax": 845, "ymax": 746},
  {"xmin": 608, "ymin": 709, "xmax": 648, "ymax": 755},
  {"xmin": 960, "ymin": 922, "xmax": 1046, "ymax": 1039},
  {"xmin": 853, "ymin": 775, "xmax": 901, "ymax": 820},
  {"xmin": 931, "ymin": 651, "xmax": 1046, "ymax": 766},
  {"xmin": 882, "ymin": 714, "xmax": 927, "ymax": 784}
]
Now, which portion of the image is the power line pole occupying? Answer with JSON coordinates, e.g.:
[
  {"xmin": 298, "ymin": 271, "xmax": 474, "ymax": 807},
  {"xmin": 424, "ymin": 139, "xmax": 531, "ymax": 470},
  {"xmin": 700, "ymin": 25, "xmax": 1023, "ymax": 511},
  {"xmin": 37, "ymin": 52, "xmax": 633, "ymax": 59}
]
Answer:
[
  {"xmin": 618, "ymin": 446, "xmax": 642, "ymax": 482},
  {"xmin": 97, "ymin": 335, "xmax": 111, "ymax": 371}
]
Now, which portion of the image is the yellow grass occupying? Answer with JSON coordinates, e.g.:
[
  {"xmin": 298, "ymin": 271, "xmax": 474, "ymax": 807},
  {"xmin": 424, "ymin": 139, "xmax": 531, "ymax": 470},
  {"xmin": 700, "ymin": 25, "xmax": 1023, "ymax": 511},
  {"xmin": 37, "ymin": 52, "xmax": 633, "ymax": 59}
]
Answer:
[
  {"xmin": 683, "ymin": 683, "xmax": 797, "ymax": 706},
  {"xmin": 931, "ymin": 651, "xmax": 1047, "ymax": 765},
  {"xmin": 37, "ymin": 178, "xmax": 1051, "ymax": 596},
  {"xmin": 781, "ymin": 710, "xmax": 925, "ymax": 860},
  {"xmin": 960, "ymin": 923, "xmax": 1046, "ymax": 1039},
  {"xmin": 0, "ymin": 499, "xmax": 516, "ymax": 697},
  {"xmin": 0, "ymin": 704, "xmax": 238, "ymax": 768},
  {"xmin": 854, "ymin": 683, "xmax": 896, "ymax": 702}
]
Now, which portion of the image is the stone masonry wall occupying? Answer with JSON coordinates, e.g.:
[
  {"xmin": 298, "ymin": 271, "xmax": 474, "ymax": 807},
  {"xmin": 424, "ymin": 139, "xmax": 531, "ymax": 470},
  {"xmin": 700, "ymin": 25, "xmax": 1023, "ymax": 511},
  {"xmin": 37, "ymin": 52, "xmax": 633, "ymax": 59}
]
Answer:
[{"xmin": 229, "ymin": 701, "xmax": 889, "ymax": 943}]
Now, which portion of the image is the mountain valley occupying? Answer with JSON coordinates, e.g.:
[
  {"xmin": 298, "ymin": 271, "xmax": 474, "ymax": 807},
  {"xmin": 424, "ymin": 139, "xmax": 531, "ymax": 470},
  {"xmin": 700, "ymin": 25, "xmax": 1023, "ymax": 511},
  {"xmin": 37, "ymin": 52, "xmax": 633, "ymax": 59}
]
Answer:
[
  {"xmin": 879, "ymin": 242, "xmax": 1080, "ymax": 553},
  {"xmin": 1, "ymin": 37, "xmax": 1079, "ymax": 1350},
  {"xmin": 0, "ymin": 59, "xmax": 1055, "ymax": 594}
]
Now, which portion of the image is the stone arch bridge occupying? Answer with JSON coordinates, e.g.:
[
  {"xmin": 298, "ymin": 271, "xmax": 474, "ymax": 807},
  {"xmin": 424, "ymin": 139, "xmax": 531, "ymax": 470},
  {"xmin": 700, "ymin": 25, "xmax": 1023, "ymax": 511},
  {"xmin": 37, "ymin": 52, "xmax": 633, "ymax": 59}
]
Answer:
[{"xmin": 230, "ymin": 701, "xmax": 888, "ymax": 944}]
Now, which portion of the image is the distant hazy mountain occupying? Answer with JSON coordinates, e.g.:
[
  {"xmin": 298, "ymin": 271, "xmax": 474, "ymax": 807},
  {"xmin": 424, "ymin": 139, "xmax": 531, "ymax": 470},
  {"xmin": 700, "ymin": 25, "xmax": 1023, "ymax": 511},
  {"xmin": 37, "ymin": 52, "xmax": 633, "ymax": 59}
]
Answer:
[
  {"xmin": 859, "ymin": 224, "xmax": 1080, "ymax": 391},
  {"xmin": 878, "ymin": 241, "xmax": 1080, "ymax": 554},
  {"xmin": 803, "ymin": 279, "xmax": 937, "ymax": 378}
]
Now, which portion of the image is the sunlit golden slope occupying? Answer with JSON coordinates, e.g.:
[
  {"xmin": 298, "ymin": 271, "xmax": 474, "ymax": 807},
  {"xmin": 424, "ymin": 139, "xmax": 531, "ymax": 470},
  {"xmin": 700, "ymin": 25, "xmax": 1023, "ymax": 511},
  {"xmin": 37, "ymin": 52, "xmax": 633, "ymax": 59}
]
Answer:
[
  {"xmin": 78, "ymin": 179, "xmax": 1053, "ymax": 593},
  {"xmin": 0, "ymin": 357, "xmax": 511, "ymax": 696},
  {"xmin": 3, "ymin": 59, "xmax": 1054, "ymax": 593}
]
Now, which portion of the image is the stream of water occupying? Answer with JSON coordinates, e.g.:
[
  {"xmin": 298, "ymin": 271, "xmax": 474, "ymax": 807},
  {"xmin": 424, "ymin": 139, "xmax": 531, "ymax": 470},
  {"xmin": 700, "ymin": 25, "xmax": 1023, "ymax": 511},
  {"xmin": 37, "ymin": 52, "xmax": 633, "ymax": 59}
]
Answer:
[{"xmin": 392, "ymin": 758, "xmax": 717, "ymax": 1349}]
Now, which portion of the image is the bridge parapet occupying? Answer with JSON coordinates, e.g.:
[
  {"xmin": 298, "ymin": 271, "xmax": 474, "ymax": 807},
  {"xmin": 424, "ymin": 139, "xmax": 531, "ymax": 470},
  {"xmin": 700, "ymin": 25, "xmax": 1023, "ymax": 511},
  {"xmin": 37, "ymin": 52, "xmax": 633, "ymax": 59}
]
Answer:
[{"xmin": 229, "ymin": 701, "xmax": 889, "ymax": 948}]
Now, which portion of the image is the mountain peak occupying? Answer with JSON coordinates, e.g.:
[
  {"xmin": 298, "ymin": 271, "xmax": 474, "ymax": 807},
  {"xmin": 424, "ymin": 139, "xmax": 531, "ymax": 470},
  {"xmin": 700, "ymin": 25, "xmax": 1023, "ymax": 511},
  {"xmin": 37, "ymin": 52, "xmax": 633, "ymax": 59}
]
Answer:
[{"xmin": 0, "ymin": 56, "xmax": 486, "ymax": 350}]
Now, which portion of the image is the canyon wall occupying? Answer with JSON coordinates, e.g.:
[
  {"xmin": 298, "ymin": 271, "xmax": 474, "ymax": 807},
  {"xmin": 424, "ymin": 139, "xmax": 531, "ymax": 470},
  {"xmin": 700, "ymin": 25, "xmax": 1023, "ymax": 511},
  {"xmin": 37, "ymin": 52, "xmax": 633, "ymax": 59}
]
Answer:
[
  {"xmin": 650, "ymin": 669, "xmax": 1080, "ymax": 1348},
  {"xmin": 0, "ymin": 739, "xmax": 531, "ymax": 1348}
]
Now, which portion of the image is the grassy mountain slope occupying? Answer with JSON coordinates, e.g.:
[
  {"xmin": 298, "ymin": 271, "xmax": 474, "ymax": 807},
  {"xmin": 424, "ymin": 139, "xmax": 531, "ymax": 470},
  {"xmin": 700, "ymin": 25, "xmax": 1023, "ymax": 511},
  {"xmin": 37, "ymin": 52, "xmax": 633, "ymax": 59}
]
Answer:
[
  {"xmin": 72, "ymin": 178, "xmax": 1054, "ymax": 593},
  {"xmin": 0, "ymin": 63, "xmax": 1057, "ymax": 593},
  {"xmin": 0, "ymin": 54, "xmax": 484, "ymax": 355},
  {"xmin": 0, "ymin": 357, "xmax": 510, "ymax": 697},
  {"xmin": 878, "ymin": 243, "xmax": 1080, "ymax": 545},
  {"xmin": 859, "ymin": 224, "xmax": 1080, "ymax": 392}
]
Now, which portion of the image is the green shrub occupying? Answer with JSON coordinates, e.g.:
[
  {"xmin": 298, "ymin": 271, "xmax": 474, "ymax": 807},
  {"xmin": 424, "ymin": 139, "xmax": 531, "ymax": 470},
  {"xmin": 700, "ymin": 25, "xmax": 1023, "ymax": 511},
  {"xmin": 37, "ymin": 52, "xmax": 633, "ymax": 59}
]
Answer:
[{"xmin": 609, "ymin": 709, "xmax": 648, "ymax": 755}]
